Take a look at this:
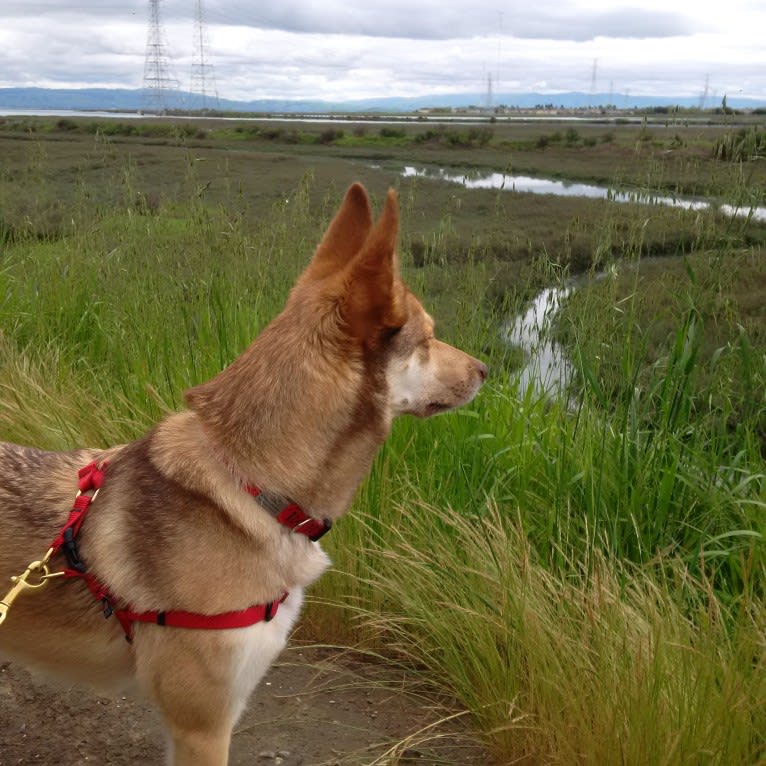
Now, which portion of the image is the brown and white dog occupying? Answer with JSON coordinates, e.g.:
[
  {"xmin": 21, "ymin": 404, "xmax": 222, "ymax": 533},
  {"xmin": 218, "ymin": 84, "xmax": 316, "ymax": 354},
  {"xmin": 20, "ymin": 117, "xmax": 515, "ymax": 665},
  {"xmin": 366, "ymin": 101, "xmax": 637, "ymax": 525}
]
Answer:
[{"xmin": 0, "ymin": 183, "xmax": 487, "ymax": 765}]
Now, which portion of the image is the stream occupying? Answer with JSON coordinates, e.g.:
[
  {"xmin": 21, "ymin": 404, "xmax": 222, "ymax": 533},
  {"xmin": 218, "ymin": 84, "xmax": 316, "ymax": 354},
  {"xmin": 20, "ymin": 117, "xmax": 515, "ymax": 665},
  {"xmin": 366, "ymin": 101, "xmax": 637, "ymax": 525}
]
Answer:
[
  {"xmin": 504, "ymin": 284, "xmax": 575, "ymax": 398},
  {"xmin": 402, "ymin": 166, "xmax": 766, "ymax": 222},
  {"xmin": 400, "ymin": 164, "xmax": 764, "ymax": 397}
]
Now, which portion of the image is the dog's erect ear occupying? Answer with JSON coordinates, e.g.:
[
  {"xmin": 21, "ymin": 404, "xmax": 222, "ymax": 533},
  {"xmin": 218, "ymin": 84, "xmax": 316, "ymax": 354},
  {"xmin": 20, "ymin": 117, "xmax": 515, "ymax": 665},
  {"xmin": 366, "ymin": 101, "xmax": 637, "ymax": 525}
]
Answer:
[
  {"xmin": 300, "ymin": 183, "xmax": 373, "ymax": 284},
  {"xmin": 343, "ymin": 189, "xmax": 407, "ymax": 341}
]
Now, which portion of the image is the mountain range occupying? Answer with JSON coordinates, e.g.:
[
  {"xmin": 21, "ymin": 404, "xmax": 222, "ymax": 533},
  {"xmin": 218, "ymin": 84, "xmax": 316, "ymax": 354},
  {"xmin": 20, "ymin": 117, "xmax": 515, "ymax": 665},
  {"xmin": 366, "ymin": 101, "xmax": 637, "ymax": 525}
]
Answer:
[{"xmin": 1, "ymin": 87, "xmax": 764, "ymax": 113}]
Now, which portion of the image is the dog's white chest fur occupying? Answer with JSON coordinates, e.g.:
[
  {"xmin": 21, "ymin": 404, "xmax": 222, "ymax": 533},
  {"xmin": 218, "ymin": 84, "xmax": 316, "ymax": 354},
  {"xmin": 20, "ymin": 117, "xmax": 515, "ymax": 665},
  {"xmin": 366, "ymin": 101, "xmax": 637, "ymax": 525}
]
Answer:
[{"xmin": 227, "ymin": 589, "xmax": 306, "ymax": 724}]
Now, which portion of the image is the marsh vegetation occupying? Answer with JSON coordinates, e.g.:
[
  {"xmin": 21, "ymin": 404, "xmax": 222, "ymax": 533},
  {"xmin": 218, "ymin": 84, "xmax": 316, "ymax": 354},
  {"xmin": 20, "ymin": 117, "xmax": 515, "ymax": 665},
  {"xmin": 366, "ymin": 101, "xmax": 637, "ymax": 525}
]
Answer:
[{"xmin": 0, "ymin": 115, "xmax": 764, "ymax": 763}]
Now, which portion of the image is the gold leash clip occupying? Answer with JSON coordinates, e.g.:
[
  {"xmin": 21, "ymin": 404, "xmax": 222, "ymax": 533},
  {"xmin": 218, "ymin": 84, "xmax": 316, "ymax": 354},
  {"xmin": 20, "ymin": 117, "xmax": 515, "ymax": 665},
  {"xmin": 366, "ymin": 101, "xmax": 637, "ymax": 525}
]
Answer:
[{"xmin": 0, "ymin": 548, "xmax": 64, "ymax": 626}]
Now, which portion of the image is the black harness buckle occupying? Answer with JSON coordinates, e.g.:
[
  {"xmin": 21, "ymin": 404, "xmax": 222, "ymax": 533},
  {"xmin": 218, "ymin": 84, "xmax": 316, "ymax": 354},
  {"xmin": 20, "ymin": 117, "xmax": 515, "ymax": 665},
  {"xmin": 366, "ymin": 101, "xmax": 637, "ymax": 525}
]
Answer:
[{"xmin": 62, "ymin": 527, "xmax": 87, "ymax": 573}]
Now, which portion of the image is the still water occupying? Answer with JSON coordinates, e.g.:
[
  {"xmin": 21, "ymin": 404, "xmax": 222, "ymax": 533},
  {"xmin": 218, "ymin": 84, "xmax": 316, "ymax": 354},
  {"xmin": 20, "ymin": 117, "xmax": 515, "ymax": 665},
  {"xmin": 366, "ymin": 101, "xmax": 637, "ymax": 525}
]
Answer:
[{"xmin": 402, "ymin": 166, "xmax": 766, "ymax": 222}]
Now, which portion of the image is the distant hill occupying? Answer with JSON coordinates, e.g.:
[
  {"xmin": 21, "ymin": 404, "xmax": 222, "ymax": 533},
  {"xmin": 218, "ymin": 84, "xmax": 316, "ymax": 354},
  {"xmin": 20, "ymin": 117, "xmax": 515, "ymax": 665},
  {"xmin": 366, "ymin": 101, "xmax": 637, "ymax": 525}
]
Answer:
[{"xmin": 1, "ymin": 86, "xmax": 764, "ymax": 113}]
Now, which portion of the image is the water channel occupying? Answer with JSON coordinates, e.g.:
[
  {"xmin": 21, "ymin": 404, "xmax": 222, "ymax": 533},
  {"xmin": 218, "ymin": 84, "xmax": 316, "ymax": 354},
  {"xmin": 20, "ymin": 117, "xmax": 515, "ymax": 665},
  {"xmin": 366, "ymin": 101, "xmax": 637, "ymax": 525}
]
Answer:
[
  {"xmin": 503, "ymin": 285, "xmax": 575, "ymax": 398},
  {"xmin": 402, "ymin": 166, "xmax": 766, "ymax": 222},
  {"xmin": 401, "ymin": 164, "xmax": 765, "ymax": 397}
]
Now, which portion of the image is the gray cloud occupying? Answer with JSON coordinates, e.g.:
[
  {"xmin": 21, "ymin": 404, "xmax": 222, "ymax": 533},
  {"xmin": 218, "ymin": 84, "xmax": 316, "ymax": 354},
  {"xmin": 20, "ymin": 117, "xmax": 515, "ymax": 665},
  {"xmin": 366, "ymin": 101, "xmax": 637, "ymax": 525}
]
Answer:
[
  {"xmin": 0, "ymin": 1, "xmax": 763, "ymax": 102},
  {"xmin": 200, "ymin": 1, "xmax": 693, "ymax": 42},
  {"xmin": 505, "ymin": 7, "xmax": 693, "ymax": 41},
  {"xmin": 2, "ymin": 1, "xmax": 695, "ymax": 43}
]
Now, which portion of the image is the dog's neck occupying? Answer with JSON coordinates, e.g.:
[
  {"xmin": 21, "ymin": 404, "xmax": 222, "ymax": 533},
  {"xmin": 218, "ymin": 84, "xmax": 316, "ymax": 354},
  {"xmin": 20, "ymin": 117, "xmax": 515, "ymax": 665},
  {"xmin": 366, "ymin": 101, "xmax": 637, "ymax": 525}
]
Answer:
[{"xmin": 184, "ymin": 311, "xmax": 392, "ymax": 520}]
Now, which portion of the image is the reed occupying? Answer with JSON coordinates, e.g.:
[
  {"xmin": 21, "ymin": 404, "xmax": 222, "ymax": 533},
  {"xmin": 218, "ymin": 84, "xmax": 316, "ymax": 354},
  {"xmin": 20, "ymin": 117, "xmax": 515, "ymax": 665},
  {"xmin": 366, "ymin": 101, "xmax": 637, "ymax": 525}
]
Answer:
[{"xmin": 336, "ymin": 502, "xmax": 765, "ymax": 764}]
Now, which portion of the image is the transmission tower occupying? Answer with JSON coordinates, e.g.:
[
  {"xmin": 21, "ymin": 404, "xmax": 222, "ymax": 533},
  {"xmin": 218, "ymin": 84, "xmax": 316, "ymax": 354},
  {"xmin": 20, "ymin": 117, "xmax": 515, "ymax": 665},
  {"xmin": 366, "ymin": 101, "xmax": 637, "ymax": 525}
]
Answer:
[
  {"xmin": 190, "ymin": 0, "xmax": 220, "ymax": 111},
  {"xmin": 142, "ymin": 0, "xmax": 179, "ymax": 114},
  {"xmin": 698, "ymin": 74, "xmax": 710, "ymax": 110},
  {"xmin": 485, "ymin": 72, "xmax": 493, "ymax": 111},
  {"xmin": 589, "ymin": 58, "xmax": 598, "ymax": 107}
]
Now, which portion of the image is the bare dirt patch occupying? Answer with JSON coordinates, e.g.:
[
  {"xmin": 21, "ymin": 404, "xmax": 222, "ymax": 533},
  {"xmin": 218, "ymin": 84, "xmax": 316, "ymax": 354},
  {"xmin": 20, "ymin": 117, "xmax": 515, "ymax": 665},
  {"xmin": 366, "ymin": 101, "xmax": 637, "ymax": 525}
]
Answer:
[{"xmin": 0, "ymin": 647, "xmax": 489, "ymax": 765}]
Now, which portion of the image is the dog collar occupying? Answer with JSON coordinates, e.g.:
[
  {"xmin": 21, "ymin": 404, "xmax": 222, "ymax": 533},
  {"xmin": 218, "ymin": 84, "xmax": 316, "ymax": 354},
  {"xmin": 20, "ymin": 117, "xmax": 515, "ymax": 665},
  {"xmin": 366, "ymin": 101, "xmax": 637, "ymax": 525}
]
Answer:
[{"xmin": 243, "ymin": 484, "xmax": 332, "ymax": 542}]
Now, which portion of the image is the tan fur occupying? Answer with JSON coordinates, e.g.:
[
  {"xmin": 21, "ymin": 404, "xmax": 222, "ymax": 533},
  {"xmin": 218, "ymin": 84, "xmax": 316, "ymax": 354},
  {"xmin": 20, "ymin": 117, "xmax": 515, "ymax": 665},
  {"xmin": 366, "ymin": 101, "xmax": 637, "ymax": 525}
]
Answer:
[{"xmin": 0, "ymin": 183, "xmax": 487, "ymax": 765}]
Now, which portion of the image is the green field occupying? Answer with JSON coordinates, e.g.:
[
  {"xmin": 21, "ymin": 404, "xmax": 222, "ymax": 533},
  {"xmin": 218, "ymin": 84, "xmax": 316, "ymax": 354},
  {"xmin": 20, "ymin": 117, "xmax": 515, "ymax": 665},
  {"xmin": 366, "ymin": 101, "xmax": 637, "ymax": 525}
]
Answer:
[{"xmin": 1, "ymin": 115, "xmax": 764, "ymax": 763}]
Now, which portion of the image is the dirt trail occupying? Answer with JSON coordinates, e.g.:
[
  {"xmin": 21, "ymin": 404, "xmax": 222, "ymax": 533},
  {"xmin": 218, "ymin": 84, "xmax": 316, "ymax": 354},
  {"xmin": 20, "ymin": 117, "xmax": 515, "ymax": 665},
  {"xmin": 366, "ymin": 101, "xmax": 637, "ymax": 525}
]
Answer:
[{"xmin": 0, "ymin": 647, "xmax": 489, "ymax": 765}]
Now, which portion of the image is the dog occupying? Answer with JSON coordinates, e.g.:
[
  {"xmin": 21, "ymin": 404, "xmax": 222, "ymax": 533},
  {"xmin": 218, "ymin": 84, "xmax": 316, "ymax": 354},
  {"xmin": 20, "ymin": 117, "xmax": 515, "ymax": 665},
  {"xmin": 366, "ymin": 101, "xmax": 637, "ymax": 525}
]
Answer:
[{"xmin": 0, "ymin": 183, "xmax": 487, "ymax": 765}]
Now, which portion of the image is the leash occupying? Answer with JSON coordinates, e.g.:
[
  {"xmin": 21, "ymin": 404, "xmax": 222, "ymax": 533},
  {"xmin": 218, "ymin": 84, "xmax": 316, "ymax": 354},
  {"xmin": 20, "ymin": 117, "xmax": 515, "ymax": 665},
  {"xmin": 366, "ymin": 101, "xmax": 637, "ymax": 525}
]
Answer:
[{"xmin": 0, "ymin": 461, "xmax": 329, "ymax": 640}]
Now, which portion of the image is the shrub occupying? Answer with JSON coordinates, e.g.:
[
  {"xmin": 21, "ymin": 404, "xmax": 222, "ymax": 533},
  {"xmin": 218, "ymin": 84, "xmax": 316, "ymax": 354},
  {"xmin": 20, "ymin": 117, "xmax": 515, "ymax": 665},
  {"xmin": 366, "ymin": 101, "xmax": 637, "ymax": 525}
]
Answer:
[
  {"xmin": 319, "ymin": 128, "xmax": 344, "ymax": 144},
  {"xmin": 54, "ymin": 118, "xmax": 79, "ymax": 132},
  {"xmin": 379, "ymin": 126, "xmax": 406, "ymax": 139}
]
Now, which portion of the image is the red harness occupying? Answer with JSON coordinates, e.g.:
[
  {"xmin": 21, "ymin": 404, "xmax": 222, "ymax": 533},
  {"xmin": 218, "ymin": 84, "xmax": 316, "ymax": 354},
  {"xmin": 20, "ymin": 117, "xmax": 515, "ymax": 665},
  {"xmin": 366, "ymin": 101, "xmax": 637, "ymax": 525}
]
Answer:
[{"xmin": 52, "ymin": 462, "xmax": 328, "ymax": 641}]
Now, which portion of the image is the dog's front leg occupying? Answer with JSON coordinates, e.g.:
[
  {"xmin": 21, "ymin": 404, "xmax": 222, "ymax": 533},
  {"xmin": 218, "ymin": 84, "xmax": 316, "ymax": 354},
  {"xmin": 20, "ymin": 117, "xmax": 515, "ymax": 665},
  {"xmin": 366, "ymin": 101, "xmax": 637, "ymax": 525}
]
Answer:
[
  {"xmin": 150, "ymin": 657, "xmax": 239, "ymax": 766},
  {"xmin": 165, "ymin": 727, "xmax": 233, "ymax": 766},
  {"xmin": 134, "ymin": 628, "xmax": 268, "ymax": 766},
  {"xmin": 133, "ymin": 605, "xmax": 300, "ymax": 766}
]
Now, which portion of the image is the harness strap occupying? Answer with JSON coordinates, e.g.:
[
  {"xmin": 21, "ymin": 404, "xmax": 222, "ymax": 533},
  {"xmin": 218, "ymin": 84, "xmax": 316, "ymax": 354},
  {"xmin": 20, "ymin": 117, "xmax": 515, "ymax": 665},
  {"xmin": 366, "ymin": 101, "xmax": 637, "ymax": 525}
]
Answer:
[
  {"xmin": 114, "ymin": 593, "xmax": 288, "ymax": 635},
  {"xmin": 50, "ymin": 461, "xmax": 298, "ymax": 641},
  {"xmin": 51, "ymin": 462, "xmax": 108, "ymax": 572}
]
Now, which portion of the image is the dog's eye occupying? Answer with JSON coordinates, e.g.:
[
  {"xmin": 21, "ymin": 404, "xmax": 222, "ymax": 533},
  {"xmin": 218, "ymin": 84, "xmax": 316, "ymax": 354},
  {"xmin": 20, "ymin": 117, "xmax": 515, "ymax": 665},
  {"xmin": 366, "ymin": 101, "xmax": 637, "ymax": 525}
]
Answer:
[{"xmin": 383, "ymin": 326, "xmax": 403, "ymax": 341}]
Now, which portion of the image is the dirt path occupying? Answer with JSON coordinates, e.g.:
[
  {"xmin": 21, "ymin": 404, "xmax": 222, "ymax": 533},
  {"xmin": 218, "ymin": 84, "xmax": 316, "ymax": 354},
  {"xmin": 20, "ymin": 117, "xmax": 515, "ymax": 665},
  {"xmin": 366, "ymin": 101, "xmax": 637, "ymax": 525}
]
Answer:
[{"xmin": 0, "ymin": 647, "xmax": 488, "ymax": 765}]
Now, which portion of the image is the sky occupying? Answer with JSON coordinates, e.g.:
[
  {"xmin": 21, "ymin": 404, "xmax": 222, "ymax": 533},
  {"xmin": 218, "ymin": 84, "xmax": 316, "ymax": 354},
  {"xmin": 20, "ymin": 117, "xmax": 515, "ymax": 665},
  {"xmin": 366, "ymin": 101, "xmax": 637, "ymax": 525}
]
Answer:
[{"xmin": 1, "ymin": 0, "xmax": 765, "ymax": 104}]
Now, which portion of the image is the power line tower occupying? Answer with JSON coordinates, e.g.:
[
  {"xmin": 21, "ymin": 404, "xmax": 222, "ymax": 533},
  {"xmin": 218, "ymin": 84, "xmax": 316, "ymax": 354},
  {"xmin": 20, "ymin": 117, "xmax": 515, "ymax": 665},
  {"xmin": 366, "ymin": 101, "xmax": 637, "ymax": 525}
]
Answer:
[
  {"xmin": 589, "ymin": 58, "xmax": 598, "ymax": 107},
  {"xmin": 142, "ymin": 0, "xmax": 178, "ymax": 113},
  {"xmin": 485, "ymin": 72, "xmax": 493, "ymax": 111},
  {"xmin": 698, "ymin": 74, "xmax": 710, "ymax": 111},
  {"xmin": 190, "ymin": 0, "xmax": 220, "ymax": 111}
]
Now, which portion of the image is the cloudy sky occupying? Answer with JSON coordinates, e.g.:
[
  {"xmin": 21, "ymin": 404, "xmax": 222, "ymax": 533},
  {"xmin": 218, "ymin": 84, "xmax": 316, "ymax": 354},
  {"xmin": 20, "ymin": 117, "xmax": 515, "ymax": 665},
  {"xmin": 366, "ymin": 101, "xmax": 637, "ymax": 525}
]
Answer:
[{"xmin": 1, "ymin": 0, "xmax": 765, "ymax": 103}]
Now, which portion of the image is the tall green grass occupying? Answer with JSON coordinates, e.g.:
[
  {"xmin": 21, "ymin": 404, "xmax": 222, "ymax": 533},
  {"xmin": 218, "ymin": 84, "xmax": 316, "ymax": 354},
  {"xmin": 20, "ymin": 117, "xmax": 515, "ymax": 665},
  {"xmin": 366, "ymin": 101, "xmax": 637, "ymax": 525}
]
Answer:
[
  {"xmin": 316, "ymin": 358, "xmax": 764, "ymax": 761},
  {"xmin": 337, "ymin": 504, "xmax": 764, "ymax": 764},
  {"xmin": 1, "ymin": 158, "xmax": 764, "ymax": 763},
  {"xmin": 0, "ymin": 170, "xmax": 321, "ymax": 441}
]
